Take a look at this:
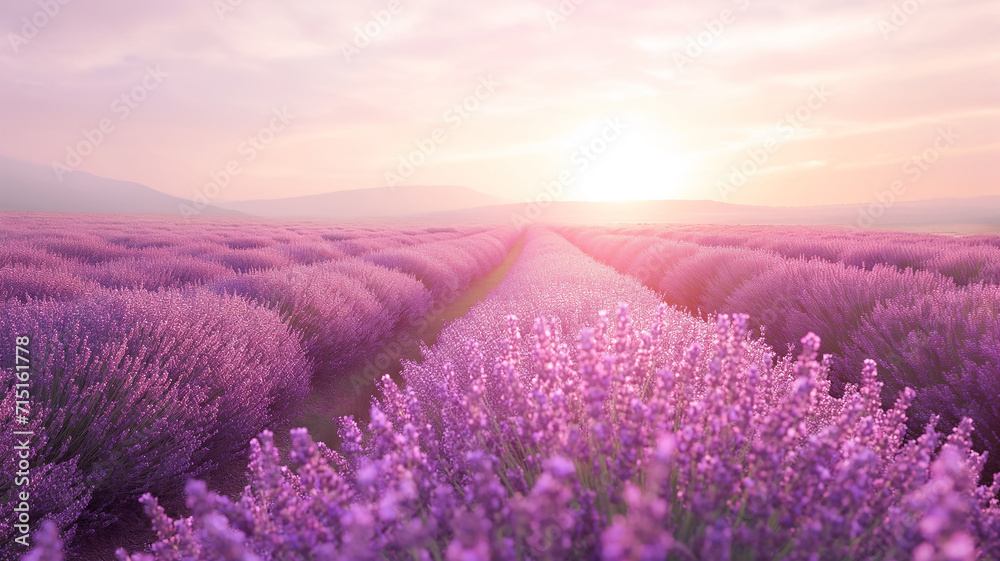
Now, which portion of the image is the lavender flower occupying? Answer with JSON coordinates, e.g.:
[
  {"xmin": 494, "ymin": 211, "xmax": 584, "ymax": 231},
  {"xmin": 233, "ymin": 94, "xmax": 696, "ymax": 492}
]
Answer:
[{"xmin": 100, "ymin": 307, "xmax": 999, "ymax": 561}]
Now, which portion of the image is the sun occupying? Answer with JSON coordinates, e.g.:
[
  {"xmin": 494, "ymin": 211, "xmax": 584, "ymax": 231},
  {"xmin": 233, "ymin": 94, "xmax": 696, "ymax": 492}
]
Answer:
[{"xmin": 570, "ymin": 129, "xmax": 695, "ymax": 202}]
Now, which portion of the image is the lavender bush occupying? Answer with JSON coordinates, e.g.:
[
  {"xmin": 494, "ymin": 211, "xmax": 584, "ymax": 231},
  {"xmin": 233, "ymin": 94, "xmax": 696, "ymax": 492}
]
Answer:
[
  {"xmin": 0, "ymin": 243, "xmax": 70, "ymax": 271},
  {"xmin": 102, "ymin": 308, "xmax": 1000, "ymax": 560},
  {"xmin": 845, "ymin": 283, "xmax": 1000, "ymax": 476},
  {"xmin": 399, "ymin": 229, "xmax": 766, "ymax": 402},
  {"xmin": 273, "ymin": 242, "xmax": 347, "ymax": 265},
  {"xmin": 72, "ymin": 250, "xmax": 234, "ymax": 290},
  {"xmin": 7, "ymin": 216, "xmax": 1000, "ymax": 559},
  {"xmin": 26, "ymin": 234, "xmax": 132, "ymax": 265},
  {"xmin": 0, "ymin": 289, "xmax": 312, "ymax": 553},
  {"xmin": 562, "ymin": 227, "xmax": 1000, "ymax": 480},
  {"xmin": 1, "ymin": 374, "xmax": 91, "ymax": 548},
  {"xmin": 655, "ymin": 246, "xmax": 781, "ymax": 314},
  {"xmin": 569, "ymin": 224, "xmax": 1000, "ymax": 286},
  {"xmin": 563, "ymin": 229, "xmax": 954, "ymax": 376},
  {"xmin": 0, "ymin": 265, "xmax": 101, "ymax": 303},
  {"xmin": 209, "ymin": 260, "xmax": 434, "ymax": 379},
  {"xmin": 206, "ymin": 228, "xmax": 519, "ymax": 382},
  {"xmin": 723, "ymin": 260, "xmax": 953, "ymax": 377},
  {"xmin": 182, "ymin": 246, "xmax": 293, "ymax": 274},
  {"xmin": 0, "ymin": 215, "xmax": 484, "ymax": 281},
  {"xmin": 363, "ymin": 228, "xmax": 520, "ymax": 299}
]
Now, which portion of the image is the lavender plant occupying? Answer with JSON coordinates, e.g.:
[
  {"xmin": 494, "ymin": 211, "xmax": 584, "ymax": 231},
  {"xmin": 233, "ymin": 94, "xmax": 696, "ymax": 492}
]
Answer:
[
  {"xmin": 0, "ymin": 242, "xmax": 70, "ymax": 271},
  {"xmin": 273, "ymin": 242, "xmax": 347, "ymax": 265},
  {"xmin": 563, "ymin": 226, "xmax": 1000, "ymax": 480},
  {"xmin": 1, "ymin": 289, "xmax": 312, "ymax": 554},
  {"xmin": 363, "ymin": 228, "xmax": 520, "ymax": 299},
  {"xmin": 0, "ymin": 265, "xmax": 101, "ymax": 303},
  {"xmin": 845, "ymin": 283, "xmax": 1000, "ymax": 477},
  {"xmin": 564, "ymin": 224, "xmax": 1000, "ymax": 287},
  {"xmin": 209, "ymin": 260, "xmax": 435, "ymax": 379},
  {"xmin": 26, "ymin": 233, "xmax": 132, "ymax": 265},
  {"xmin": 565, "ymin": 228, "xmax": 953, "ymax": 382},
  {"xmin": 724, "ymin": 259, "xmax": 953, "ymax": 377},
  {"xmin": 101, "ymin": 308, "xmax": 999, "ymax": 561},
  {"xmin": 201, "ymin": 247, "xmax": 295, "ymax": 273},
  {"xmin": 72, "ymin": 250, "xmax": 234, "ymax": 290}
]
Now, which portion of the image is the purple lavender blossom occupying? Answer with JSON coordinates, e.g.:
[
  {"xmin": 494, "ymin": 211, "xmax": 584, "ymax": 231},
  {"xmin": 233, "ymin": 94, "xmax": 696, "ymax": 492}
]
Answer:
[{"xmin": 100, "ymin": 307, "xmax": 999, "ymax": 561}]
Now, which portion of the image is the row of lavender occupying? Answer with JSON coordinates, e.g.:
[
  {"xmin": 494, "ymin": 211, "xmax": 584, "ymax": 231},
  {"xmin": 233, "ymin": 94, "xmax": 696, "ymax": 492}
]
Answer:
[
  {"xmin": 88, "ymin": 228, "xmax": 1000, "ymax": 560},
  {"xmin": 607, "ymin": 223, "xmax": 1000, "ymax": 286},
  {"xmin": 0, "ymin": 214, "xmax": 520, "ymax": 556},
  {"xmin": 560, "ymin": 226, "xmax": 1000, "ymax": 480},
  {"xmin": 0, "ymin": 213, "xmax": 489, "ymax": 297}
]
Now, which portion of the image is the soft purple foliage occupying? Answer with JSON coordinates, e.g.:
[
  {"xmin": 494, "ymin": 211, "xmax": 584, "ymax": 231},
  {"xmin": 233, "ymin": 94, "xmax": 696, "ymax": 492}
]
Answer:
[
  {"xmin": 73, "ymin": 249, "xmax": 234, "ymax": 290},
  {"xmin": 21, "ymin": 521, "xmax": 65, "ymax": 561},
  {"xmin": 724, "ymin": 260, "xmax": 952, "ymax": 375},
  {"xmin": 846, "ymin": 283, "xmax": 1000, "ymax": 475},
  {"xmin": 108, "ymin": 309, "xmax": 1000, "ymax": 560},
  {"xmin": 206, "ymin": 227, "xmax": 519, "ymax": 380},
  {"xmin": 0, "ymin": 265, "xmax": 101, "ymax": 303},
  {"xmin": 26, "ymin": 233, "xmax": 133, "ymax": 265},
  {"xmin": 563, "ymin": 228, "xmax": 953, "ymax": 363},
  {"xmin": 562, "ymin": 226, "xmax": 1000, "ymax": 480},
  {"xmin": 363, "ymin": 228, "xmax": 520, "ymax": 299},
  {"xmin": 400, "ymin": 229, "xmax": 778, "ymax": 410},
  {"xmin": 656, "ymin": 245, "xmax": 782, "ymax": 313},
  {"xmin": 571, "ymin": 224, "xmax": 1000, "ymax": 286},
  {"xmin": 1, "ymin": 375, "xmax": 91, "ymax": 547},
  {"xmin": 209, "ymin": 260, "xmax": 434, "ymax": 379},
  {"xmin": 272, "ymin": 242, "xmax": 347, "ymax": 265},
  {"xmin": 1, "ymin": 289, "xmax": 312, "ymax": 548},
  {"xmin": 410, "ymin": 226, "xmax": 1000, "ymax": 490},
  {"xmin": 9, "ymin": 215, "xmax": 1000, "ymax": 559},
  {"xmin": 221, "ymin": 235, "xmax": 275, "ymax": 250},
  {"xmin": 0, "ymin": 243, "xmax": 70, "ymax": 270},
  {"xmin": 200, "ymin": 247, "xmax": 296, "ymax": 273}
]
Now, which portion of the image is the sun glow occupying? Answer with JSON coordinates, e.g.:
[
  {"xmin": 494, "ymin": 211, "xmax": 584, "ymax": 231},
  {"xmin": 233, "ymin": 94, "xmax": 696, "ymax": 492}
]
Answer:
[{"xmin": 571, "ymin": 129, "xmax": 696, "ymax": 202}]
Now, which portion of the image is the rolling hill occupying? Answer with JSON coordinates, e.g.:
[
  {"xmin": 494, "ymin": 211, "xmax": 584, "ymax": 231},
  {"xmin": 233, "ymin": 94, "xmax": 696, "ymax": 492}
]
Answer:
[
  {"xmin": 216, "ymin": 185, "xmax": 513, "ymax": 219},
  {"xmin": 0, "ymin": 156, "xmax": 239, "ymax": 216},
  {"xmin": 411, "ymin": 197, "xmax": 1000, "ymax": 232}
]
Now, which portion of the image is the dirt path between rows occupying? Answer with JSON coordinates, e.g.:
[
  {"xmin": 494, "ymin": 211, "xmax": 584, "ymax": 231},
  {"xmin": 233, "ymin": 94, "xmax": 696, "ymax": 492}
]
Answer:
[{"xmin": 274, "ymin": 232, "xmax": 527, "ymax": 452}]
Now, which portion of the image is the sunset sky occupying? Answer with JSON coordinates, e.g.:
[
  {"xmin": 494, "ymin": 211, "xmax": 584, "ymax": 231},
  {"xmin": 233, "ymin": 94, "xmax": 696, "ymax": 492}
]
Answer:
[{"xmin": 1, "ymin": 0, "xmax": 997, "ymax": 206}]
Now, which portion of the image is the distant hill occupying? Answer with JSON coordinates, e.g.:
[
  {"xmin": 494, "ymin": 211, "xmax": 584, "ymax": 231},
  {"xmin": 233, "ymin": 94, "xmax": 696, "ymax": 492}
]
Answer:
[
  {"xmin": 0, "ymin": 156, "xmax": 239, "ymax": 216},
  {"xmin": 2, "ymin": 155, "xmax": 995, "ymax": 230},
  {"xmin": 217, "ymin": 185, "xmax": 514, "ymax": 219},
  {"xmin": 409, "ymin": 197, "xmax": 1000, "ymax": 231}
]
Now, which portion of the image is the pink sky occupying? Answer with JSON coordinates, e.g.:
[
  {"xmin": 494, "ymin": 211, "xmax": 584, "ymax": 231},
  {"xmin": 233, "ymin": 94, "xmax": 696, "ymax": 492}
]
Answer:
[{"xmin": 1, "ymin": 0, "xmax": 997, "ymax": 206}]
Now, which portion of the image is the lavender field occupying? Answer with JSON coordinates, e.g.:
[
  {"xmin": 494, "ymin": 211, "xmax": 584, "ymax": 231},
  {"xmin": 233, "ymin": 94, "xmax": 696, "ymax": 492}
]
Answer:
[{"xmin": 1, "ymin": 213, "xmax": 998, "ymax": 560}]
